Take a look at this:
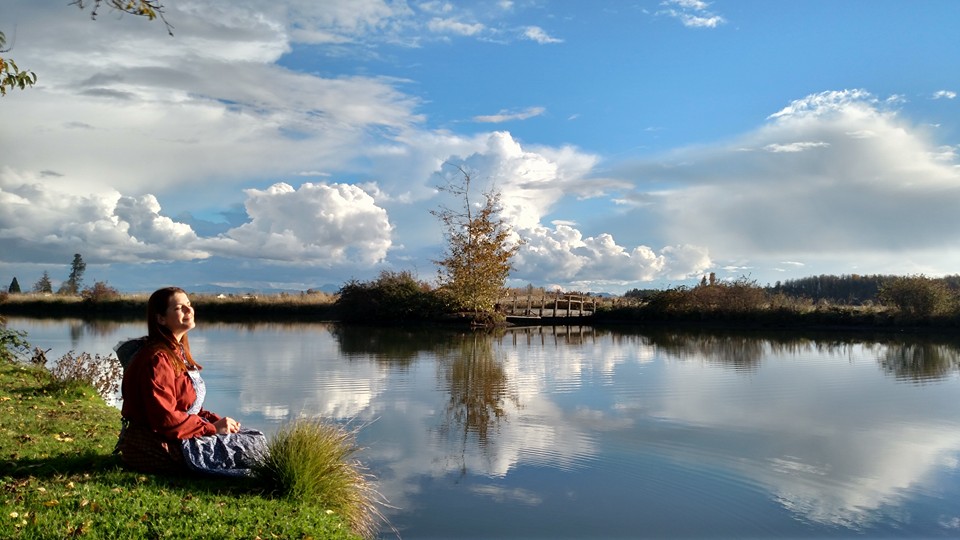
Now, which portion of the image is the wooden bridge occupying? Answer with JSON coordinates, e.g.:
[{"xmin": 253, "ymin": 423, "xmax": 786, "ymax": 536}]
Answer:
[{"xmin": 498, "ymin": 292, "xmax": 599, "ymax": 324}]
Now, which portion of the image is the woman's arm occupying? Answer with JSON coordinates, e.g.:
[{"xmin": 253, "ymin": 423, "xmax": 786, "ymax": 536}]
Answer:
[
  {"xmin": 141, "ymin": 352, "xmax": 217, "ymax": 439},
  {"xmin": 197, "ymin": 409, "xmax": 222, "ymax": 423}
]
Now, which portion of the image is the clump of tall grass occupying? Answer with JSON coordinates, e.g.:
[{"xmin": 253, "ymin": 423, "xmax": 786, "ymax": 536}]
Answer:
[{"xmin": 254, "ymin": 418, "xmax": 389, "ymax": 540}]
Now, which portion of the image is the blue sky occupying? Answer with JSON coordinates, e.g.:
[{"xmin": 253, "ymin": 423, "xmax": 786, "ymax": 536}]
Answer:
[{"xmin": 2, "ymin": 0, "xmax": 960, "ymax": 294}]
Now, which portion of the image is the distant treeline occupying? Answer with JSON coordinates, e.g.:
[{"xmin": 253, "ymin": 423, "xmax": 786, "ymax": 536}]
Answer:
[
  {"xmin": 770, "ymin": 274, "xmax": 960, "ymax": 304},
  {"xmin": 625, "ymin": 274, "xmax": 960, "ymax": 305}
]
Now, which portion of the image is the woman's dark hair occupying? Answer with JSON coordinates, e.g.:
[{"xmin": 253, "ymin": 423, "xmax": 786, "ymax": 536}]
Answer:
[{"xmin": 145, "ymin": 286, "xmax": 200, "ymax": 374}]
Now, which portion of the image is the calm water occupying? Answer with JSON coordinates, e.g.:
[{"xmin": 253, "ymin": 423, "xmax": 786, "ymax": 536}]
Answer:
[{"xmin": 8, "ymin": 317, "xmax": 960, "ymax": 539}]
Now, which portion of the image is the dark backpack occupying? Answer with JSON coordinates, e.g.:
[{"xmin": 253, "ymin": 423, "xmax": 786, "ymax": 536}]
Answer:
[{"xmin": 114, "ymin": 336, "xmax": 147, "ymax": 369}]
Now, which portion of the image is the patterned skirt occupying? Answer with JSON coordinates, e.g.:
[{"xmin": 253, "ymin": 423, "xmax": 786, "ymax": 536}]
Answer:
[{"xmin": 116, "ymin": 421, "xmax": 268, "ymax": 477}]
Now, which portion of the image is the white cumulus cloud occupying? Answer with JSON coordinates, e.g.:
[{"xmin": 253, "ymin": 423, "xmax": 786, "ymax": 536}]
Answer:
[
  {"xmin": 609, "ymin": 89, "xmax": 960, "ymax": 279},
  {"xmin": 204, "ymin": 182, "xmax": 393, "ymax": 266},
  {"xmin": 0, "ymin": 170, "xmax": 392, "ymax": 269},
  {"xmin": 0, "ymin": 169, "xmax": 205, "ymax": 264}
]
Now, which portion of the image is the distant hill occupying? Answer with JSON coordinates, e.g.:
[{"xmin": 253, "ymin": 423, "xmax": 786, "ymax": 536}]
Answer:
[{"xmin": 183, "ymin": 283, "xmax": 341, "ymax": 296}]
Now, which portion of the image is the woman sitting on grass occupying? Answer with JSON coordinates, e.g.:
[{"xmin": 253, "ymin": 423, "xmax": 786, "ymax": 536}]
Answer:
[{"xmin": 116, "ymin": 286, "xmax": 266, "ymax": 476}]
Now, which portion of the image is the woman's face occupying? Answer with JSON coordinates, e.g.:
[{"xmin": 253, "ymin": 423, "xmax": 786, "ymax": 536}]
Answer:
[{"xmin": 157, "ymin": 291, "xmax": 195, "ymax": 339}]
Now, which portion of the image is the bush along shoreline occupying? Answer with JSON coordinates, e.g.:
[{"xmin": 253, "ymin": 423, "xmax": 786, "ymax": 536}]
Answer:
[
  {"xmin": 591, "ymin": 275, "xmax": 960, "ymax": 332},
  {"xmin": 0, "ymin": 330, "xmax": 387, "ymax": 540}
]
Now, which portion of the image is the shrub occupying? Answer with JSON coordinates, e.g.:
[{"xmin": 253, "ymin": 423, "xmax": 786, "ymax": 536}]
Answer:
[
  {"xmin": 879, "ymin": 275, "xmax": 955, "ymax": 317},
  {"xmin": 81, "ymin": 281, "xmax": 121, "ymax": 302},
  {"xmin": 637, "ymin": 276, "xmax": 771, "ymax": 319},
  {"xmin": 715, "ymin": 276, "xmax": 768, "ymax": 313},
  {"xmin": 642, "ymin": 286, "xmax": 691, "ymax": 315},
  {"xmin": 254, "ymin": 418, "xmax": 388, "ymax": 539},
  {"xmin": 336, "ymin": 270, "xmax": 444, "ymax": 323},
  {"xmin": 47, "ymin": 350, "xmax": 123, "ymax": 397}
]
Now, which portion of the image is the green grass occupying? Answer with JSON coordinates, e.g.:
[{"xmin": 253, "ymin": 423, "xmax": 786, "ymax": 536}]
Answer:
[
  {"xmin": 256, "ymin": 419, "xmax": 390, "ymax": 540},
  {"xmin": 0, "ymin": 355, "xmax": 364, "ymax": 539}
]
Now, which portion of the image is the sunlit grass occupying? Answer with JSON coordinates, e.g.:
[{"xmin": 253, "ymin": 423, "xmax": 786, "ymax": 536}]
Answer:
[
  {"xmin": 254, "ymin": 418, "xmax": 390, "ymax": 540},
  {"xmin": 0, "ymin": 352, "xmax": 361, "ymax": 539}
]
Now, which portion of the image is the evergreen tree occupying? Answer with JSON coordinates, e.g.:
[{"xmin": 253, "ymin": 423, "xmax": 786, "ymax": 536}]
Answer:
[
  {"xmin": 59, "ymin": 253, "xmax": 86, "ymax": 295},
  {"xmin": 32, "ymin": 271, "xmax": 53, "ymax": 294},
  {"xmin": 7, "ymin": 277, "xmax": 20, "ymax": 294}
]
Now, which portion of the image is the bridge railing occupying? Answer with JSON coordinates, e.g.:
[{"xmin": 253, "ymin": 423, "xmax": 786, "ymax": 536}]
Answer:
[{"xmin": 498, "ymin": 292, "xmax": 600, "ymax": 318}]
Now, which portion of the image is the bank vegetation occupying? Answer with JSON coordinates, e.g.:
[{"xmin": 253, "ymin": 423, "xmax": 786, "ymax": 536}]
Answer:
[
  {"xmin": 3, "ymin": 273, "xmax": 960, "ymax": 331},
  {"xmin": 598, "ymin": 274, "xmax": 960, "ymax": 331}
]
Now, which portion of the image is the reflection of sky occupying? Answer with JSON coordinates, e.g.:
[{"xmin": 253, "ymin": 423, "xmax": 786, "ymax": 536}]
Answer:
[
  {"xmin": 9, "ymin": 318, "xmax": 960, "ymax": 538},
  {"xmin": 655, "ymin": 349, "xmax": 960, "ymax": 528}
]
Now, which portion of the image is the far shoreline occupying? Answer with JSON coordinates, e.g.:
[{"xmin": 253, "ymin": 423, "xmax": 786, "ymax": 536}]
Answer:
[{"xmin": 3, "ymin": 292, "xmax": 960, "ymax": 336}]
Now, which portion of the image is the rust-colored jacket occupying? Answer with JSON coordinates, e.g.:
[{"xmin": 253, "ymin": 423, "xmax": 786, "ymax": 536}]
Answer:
[{"xmin": 120, "ymin": 345, "xmax": 221, "ymax": 439}]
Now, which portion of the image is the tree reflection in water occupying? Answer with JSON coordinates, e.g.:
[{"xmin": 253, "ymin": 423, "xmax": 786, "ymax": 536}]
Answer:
[
  {"xmin": 69, "ymin": 320, "xmax": 127, "ymax": 348},
  {"xmin": 608, "ymin": 328, "xmax": 960, "ymax": 382},
  {"xmin": 877, "ymin": 342, "xmax": 960, "ymax": 382},
  {"xmin": 647, "ymin": 330, "xmax": 768, "ymax": 371},
  {"xmin": 331, "ymin": 324, "xmax": 439, "ymax": 366},
  {"xmin": 438, "ymin": 331, "xmax": 519, "ymax": 472}
]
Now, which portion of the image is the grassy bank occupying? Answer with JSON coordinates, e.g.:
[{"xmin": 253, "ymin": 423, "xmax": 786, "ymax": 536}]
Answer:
[{"xmin": 0, "ymin": 354, "xmax": 362, "ymax": 539}]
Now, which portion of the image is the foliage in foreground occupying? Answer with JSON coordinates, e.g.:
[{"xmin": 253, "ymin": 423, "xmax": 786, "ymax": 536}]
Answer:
[
  {"xmin": 0, "ymin": 320, "xmax": 30, "ymax": 363},
  {"xmin": 45, "ymin": 350, "xmax": 123, "ymax": 398},
  {"xmin": 0, "ymin": 32, "xmax": 37, "ymax": 97},
  {"xmin": 2, "ymin": 2, "xmax": 172, "ymax": 97},
  {"xmin": 255, "ymin": 418, "xmax": 389, "ymax": 540},
  {"xmin": 0, "ymin": 337, "xmax": 364, "ymax": 539}
]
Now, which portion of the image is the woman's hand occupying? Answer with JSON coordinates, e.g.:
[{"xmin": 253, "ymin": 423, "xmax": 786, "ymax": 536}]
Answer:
[{"xmin": 214, "ymin": 416, "xmax": 241, "ymax": 434}]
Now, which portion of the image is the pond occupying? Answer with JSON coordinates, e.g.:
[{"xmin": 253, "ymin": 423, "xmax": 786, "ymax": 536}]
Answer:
[{"xmin": 7, "ymin": 317, "xmax": 960, "ymax": 538}]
